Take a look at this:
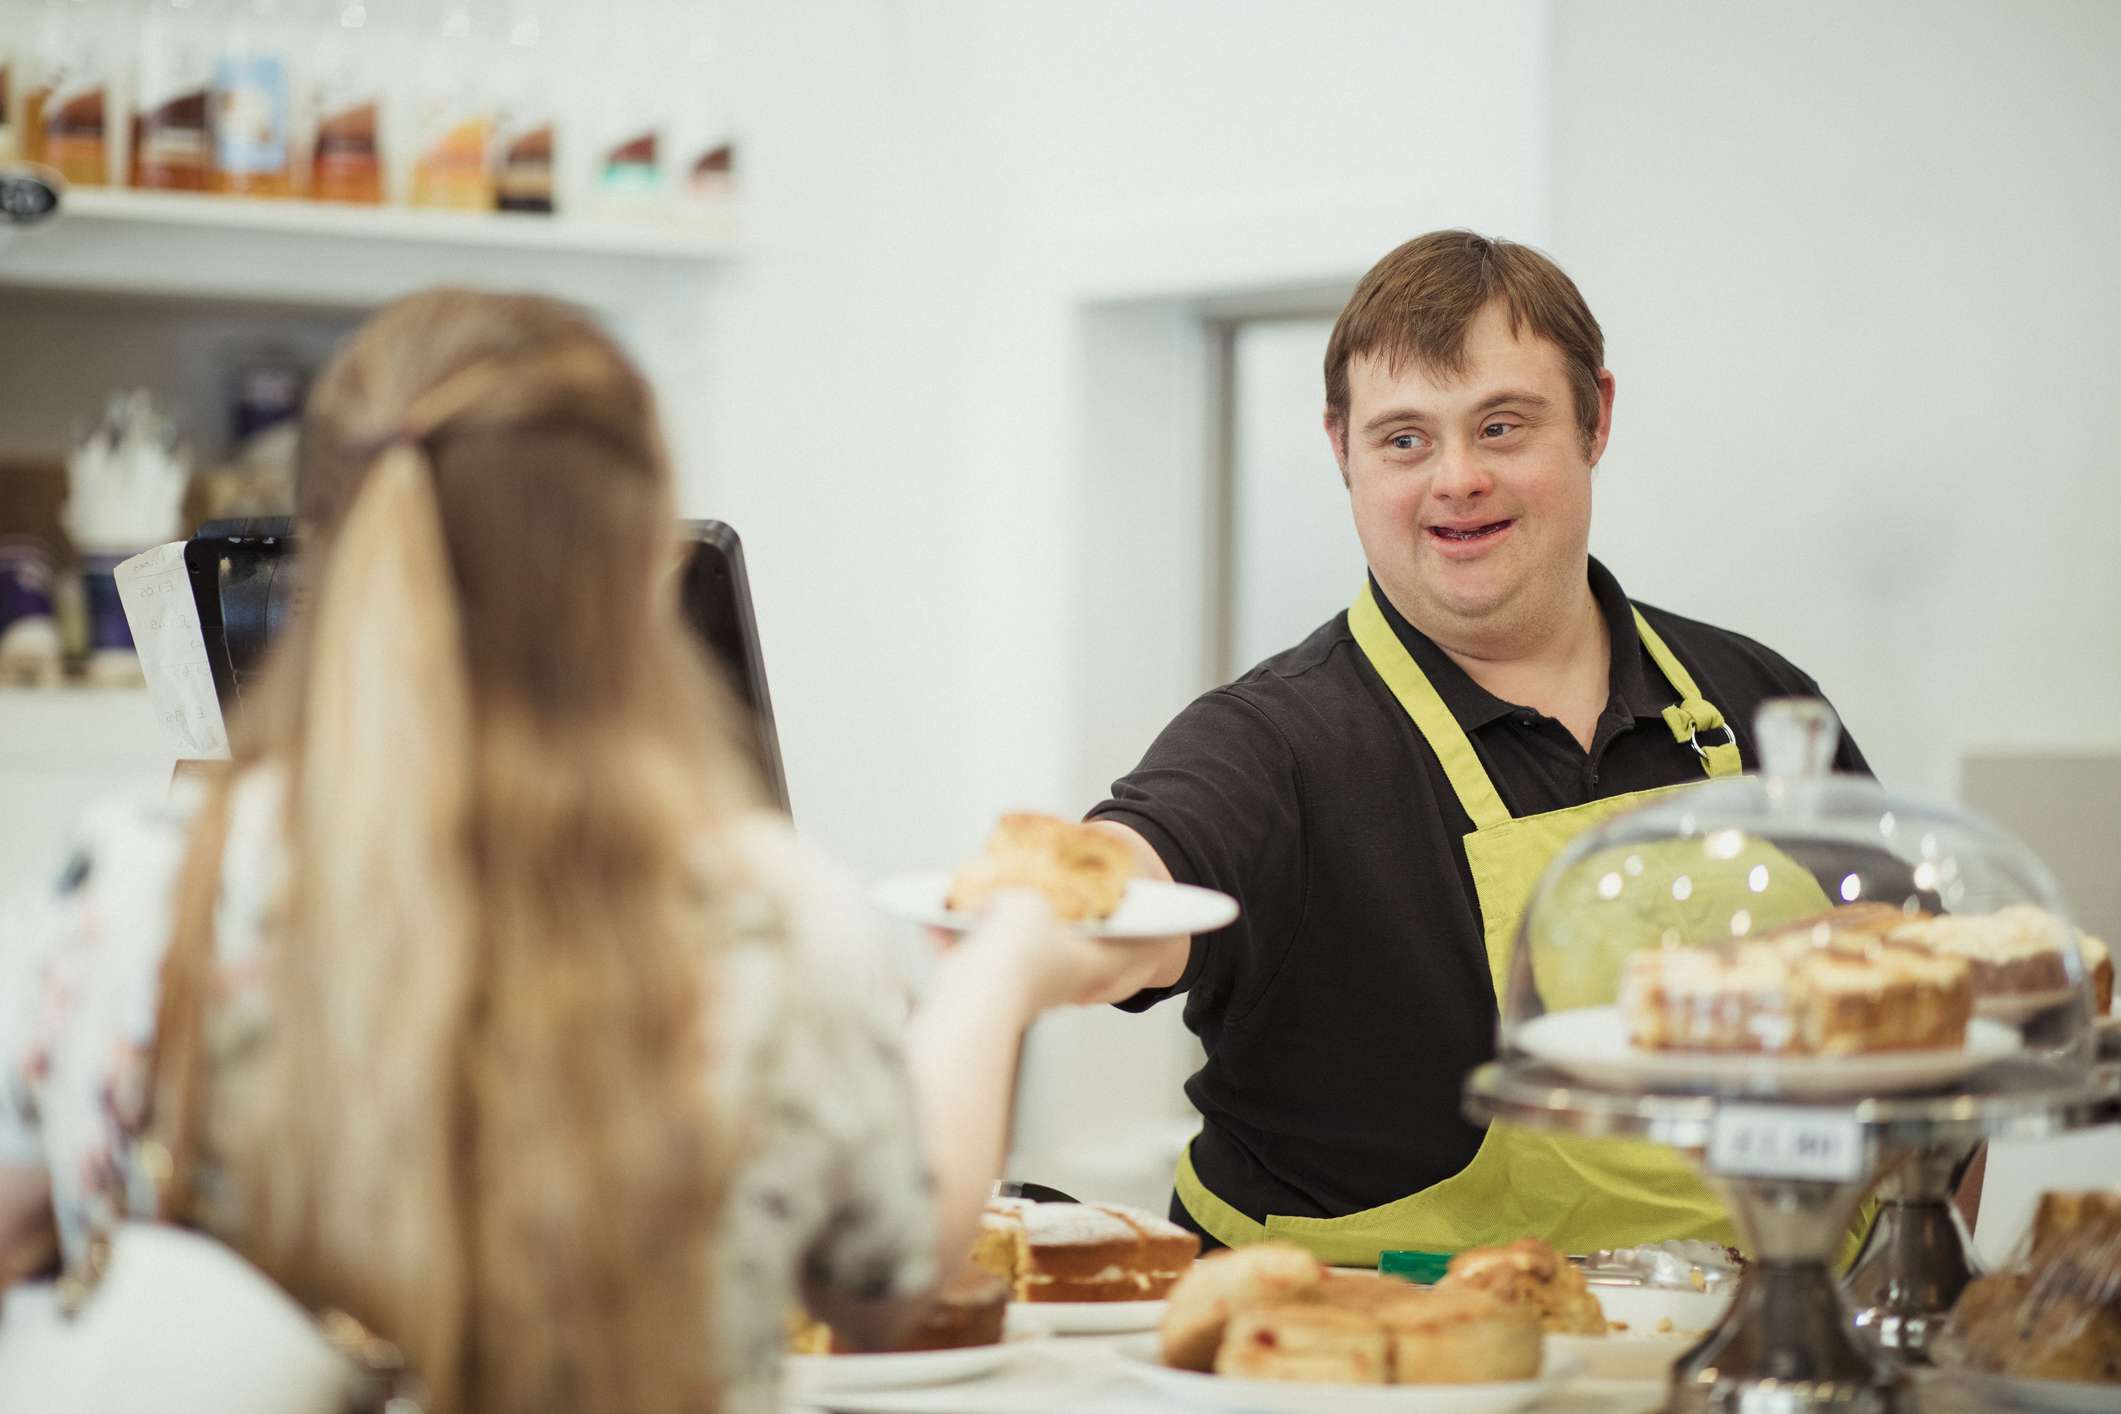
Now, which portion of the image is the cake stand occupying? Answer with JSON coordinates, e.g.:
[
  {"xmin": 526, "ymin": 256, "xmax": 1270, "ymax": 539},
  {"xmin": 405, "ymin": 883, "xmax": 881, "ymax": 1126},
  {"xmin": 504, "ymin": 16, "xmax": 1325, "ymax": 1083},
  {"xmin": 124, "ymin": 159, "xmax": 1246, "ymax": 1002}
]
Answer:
[
  {"xmin": 1463, "ymin": 1057, "xmax": 2121, "ymax": 1414},
  {"xmin": 1838, "ymin": 1142, "xmax": 1976, "ymax": 1363}
]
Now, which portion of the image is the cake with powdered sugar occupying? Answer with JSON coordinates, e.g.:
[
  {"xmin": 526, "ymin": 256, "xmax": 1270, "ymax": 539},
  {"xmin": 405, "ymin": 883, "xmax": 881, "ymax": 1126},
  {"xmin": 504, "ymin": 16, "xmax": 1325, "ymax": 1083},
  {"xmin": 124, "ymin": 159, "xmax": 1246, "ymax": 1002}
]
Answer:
[{"xmin": 972, "ymin": 1196, "xmax": 1198, "ymax": 1302}]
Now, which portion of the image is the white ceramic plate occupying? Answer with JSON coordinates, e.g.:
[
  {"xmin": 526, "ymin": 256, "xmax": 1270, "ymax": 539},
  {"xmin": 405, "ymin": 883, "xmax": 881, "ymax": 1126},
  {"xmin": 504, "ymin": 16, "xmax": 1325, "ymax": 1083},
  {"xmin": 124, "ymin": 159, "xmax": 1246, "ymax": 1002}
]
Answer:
[
  {"xmin": 1941, "ymin": 1367, "xmax": 2121, "ymax": 1413},
  {"xmin": 1514, "ymin": 1007, "xmax": 2022, "ymax": 1098},
  {"xmin": 873, "ymin": 873, "xmax": 1239, "ymax": 941},
  {"xmin": 783, "ymin": 1338, "xmax": 1022, "ymax": 1396},
  {"xmin": 1004, "ymin": 1298, "xmax": 1166, "ymax": 1336},
  {"xmin": 1548, "ymin": 1285, "xmax": 1729, "ymax": 1382},
  {"xmin": 1118, "ymin": 1344, "xmax": 1585, "ymax": 1414},
  {"xmin": 1587, "ymin": 1282, "xmax": 1732, "ymax": 1338}
]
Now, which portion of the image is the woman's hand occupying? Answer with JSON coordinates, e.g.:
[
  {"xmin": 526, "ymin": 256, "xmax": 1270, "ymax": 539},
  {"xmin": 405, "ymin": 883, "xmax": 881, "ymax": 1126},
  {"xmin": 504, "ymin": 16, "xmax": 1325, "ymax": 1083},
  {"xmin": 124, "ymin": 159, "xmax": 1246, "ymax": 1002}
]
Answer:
[{"xmin": 949, "ymin": 890, "xmax": 1156, "ymax": 1014}]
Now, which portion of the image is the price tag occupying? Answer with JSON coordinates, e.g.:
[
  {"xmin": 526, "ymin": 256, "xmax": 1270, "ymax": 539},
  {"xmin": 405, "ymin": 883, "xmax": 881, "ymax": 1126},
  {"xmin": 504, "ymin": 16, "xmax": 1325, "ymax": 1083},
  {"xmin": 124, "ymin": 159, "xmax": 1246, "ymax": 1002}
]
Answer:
[{"xmin": 1707, "ymin": 1105, "xmax": 1864, "ymax": 1182}]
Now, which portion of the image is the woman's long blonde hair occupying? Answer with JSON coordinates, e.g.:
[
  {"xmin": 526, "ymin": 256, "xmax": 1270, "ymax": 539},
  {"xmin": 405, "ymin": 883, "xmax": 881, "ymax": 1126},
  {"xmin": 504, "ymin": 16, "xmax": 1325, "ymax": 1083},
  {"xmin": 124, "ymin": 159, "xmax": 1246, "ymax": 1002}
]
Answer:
[{"xmin": 155, "ymin": 290, "xmax": 757, "ymax": 1414}]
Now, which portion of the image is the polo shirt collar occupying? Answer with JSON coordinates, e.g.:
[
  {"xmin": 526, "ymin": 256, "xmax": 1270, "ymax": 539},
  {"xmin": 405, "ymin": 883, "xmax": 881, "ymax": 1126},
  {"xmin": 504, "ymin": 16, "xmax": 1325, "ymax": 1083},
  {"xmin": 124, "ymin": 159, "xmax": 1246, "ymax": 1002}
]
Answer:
[{"xmin": 1365, "ymin": 556, "xmax": 1669, "ymax": 733}]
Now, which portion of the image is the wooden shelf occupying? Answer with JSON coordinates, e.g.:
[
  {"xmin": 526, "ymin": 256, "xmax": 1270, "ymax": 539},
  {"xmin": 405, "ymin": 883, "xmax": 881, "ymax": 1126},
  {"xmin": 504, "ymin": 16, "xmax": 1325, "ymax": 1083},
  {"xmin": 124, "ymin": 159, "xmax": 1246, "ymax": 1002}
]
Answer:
[{"xmin": 0, "ymin": 187, "xmax": 738, "ymax": 311}]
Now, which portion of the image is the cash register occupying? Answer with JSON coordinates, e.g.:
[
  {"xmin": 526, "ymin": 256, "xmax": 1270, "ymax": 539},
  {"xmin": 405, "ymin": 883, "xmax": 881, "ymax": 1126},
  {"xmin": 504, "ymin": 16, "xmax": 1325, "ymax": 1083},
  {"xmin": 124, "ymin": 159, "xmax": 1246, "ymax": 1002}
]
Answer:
[{"xmin": 183, "ymin": 517, "xmax": 789, "ymax": 811}]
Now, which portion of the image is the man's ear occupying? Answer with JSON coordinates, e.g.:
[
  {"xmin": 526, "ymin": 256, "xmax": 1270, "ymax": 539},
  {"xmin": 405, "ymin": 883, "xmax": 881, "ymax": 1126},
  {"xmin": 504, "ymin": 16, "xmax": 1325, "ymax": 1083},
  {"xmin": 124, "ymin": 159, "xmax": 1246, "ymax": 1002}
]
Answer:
[
  {"xmin": 1586, "ymin": 368, "xmax": 1617, "ymax": 469},
  {"xmin": 1324, "ymin": 408, "xmax": 1350, "ymax": 487}
]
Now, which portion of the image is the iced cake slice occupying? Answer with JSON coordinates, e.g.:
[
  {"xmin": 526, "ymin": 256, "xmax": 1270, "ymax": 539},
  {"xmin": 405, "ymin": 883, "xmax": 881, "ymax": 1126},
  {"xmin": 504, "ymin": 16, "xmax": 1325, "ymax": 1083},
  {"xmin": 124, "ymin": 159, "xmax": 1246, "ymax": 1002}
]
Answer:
[{"xmin": 1621, "ymin": 910, "xmax": 1973, "ymax": 1055}]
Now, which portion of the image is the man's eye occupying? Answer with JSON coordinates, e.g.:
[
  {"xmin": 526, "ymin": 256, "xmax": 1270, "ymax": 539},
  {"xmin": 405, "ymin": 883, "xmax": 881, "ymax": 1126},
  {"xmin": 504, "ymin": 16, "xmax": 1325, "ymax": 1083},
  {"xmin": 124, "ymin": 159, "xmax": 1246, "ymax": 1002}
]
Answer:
[
  {"xmin": 1389, "ymin": 432, "xmax": 1426, "ymax": 451},
  {"xmin": 1481, "ymin": 421, "xmax": 1517, "ymax": 438}
]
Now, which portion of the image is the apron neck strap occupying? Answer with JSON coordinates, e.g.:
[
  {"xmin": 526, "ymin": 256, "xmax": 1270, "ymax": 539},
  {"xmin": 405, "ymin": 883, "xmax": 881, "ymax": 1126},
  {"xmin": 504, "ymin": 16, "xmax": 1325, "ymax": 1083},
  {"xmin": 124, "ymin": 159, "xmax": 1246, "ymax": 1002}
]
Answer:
[
  {"xmin": 1347, "ymin": 584, "xmax": 1746, "ymax": 831},
  {"xmin": 1349, "ymin": 582, "xmax": 1514, "ymax": 831},
  {"xmin": 1630, "ymin": 608, "xmax": 1744, "ymax": 778}
]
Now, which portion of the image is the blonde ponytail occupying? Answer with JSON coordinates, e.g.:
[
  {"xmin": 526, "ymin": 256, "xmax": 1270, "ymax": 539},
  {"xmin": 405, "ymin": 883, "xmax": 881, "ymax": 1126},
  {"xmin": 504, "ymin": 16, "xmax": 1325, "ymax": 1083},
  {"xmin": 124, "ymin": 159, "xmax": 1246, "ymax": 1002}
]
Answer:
[{"xmin": 248, "ymin": 443, "xmax": 480, "ymax": 1406}]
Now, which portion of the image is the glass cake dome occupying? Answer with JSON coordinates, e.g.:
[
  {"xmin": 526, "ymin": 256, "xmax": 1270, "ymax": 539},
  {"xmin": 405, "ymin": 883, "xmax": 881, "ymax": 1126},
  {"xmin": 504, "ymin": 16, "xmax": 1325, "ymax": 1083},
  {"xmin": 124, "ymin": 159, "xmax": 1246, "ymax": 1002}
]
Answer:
[{"xmin": 1500, "ymin": 699, "xmax": 2104, "ymax": 1097}]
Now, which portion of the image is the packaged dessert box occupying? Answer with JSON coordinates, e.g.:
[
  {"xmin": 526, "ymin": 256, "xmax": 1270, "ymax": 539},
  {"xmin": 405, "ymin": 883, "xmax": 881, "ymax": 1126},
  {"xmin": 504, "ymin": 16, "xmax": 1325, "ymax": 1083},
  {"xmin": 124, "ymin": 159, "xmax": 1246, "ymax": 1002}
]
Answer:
[
  {"xmin": 1936, "ymin": 1189, "xmax": 2121, "ymax": 1391},
  {"xmin": 1500, "ymin": 699, "xmax": 2104, "ymax": 1098}
]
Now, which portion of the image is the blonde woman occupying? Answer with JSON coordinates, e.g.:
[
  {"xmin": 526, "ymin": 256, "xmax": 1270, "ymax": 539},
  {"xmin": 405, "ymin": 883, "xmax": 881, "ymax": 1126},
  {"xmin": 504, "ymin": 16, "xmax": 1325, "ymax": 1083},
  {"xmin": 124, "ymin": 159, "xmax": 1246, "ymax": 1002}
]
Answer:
[{"xmin": 0, "ymin": 291, "xmax": 1128, "ymax": 1413}]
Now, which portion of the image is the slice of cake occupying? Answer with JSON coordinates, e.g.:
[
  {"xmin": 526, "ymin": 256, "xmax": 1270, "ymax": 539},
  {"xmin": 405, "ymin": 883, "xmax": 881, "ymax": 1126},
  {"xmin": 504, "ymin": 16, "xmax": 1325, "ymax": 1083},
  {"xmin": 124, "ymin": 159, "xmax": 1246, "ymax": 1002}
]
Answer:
[
  {"xmin": 788, "ymin": 1268, "xmax": 1008, "ymax": 1355},
  {"xmin": 972, "ymin": 1197, "xmax": 1199, "ymax": 1303},
  {"xmin": 1890, "ymin": 906, "xmax": 2115, "ymax": 1013},
  {"xmin": 1620, "ymin": 913, "xmax": 1973, "ymax": 1056},
  {"xmin": 945, "ymin": 813, "xmax": 1132, "ymax": 921},
  {"xmin": 1440, "ymin": 1237, "xmax": 1607, "ymax": 1335},
  {"xmin": 1950, "ymin": 1189, "xmax": 2121, "ymax": 1384},
  {"xmin": 1215, "ymin": 1304, "xmax": 1389, "ymax": 1384}
]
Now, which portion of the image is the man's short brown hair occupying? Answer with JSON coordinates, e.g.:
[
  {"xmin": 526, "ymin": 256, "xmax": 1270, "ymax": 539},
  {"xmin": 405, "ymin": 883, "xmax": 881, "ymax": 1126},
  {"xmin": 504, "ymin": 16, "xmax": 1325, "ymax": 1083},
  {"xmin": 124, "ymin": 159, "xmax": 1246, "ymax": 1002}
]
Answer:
[{"xmin": 1324, "ymin": 230, "xmax": 1605, "ymax": 446}]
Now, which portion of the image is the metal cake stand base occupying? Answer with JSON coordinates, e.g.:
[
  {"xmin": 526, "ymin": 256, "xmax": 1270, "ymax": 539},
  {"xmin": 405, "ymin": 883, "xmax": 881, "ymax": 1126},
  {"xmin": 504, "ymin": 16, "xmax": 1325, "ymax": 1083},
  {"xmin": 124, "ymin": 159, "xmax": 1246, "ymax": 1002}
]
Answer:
[
  {"xmin": 1840, "ymin": 1144, "xmax": 1976, "ymax": 1365},
  {"xmin": 1463, "ymin": 1058, "xmax": 2118, "ymax": 1414}
]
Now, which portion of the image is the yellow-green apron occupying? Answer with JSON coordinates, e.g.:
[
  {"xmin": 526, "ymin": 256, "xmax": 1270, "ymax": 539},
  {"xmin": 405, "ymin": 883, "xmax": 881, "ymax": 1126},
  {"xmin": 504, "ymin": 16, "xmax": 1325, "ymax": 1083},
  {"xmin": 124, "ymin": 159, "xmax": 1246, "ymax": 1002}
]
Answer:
[{"xmin": 1173, "ymin": 581, "xmax": 1832, "ymax": 1266}]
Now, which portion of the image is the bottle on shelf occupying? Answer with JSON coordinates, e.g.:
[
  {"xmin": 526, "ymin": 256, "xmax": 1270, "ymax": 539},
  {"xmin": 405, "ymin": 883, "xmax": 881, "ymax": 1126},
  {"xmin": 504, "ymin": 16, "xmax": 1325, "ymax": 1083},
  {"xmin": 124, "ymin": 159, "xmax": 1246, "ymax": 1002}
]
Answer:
[
  {"xmin": 406, "ymin": 0, "xmax": 496, "ymax": 210},
  {"xmin": 304, "ymin": 0, "xmax": 386, "ymax": 203},
  {"xmin": 491, "ymin": 0, "xmax": 555, "ymax": 213},
  {"xmin": 0, "ymin": 33, "xmax": 18, "ymax": 163},
  {"xmin": 23, "ymin": 0, "xmax": 115, "ymax": 188},
  {"xmin": 131, "ymin": 0, "xmax": 215, "ymax": 191},
  {"xmin": 583, "ymin": 8, "xmax": 665, "ymax": 221},
  {"xmin": 669, "ymin": 1, "xmax": 735, "ymax": 211},
  {"xmin": 210, "ymin": 0, "xmax": 298, "ymax": 195}
]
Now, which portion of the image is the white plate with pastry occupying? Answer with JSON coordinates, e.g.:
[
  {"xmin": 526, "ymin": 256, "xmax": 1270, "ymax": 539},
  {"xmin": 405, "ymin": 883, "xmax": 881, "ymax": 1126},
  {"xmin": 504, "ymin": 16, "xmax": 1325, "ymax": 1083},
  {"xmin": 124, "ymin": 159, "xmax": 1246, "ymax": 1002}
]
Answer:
[
  {"xmin": 1515, "ymin": 1006, "xmax": 2022, "ymax": 1098},
  {"xmin": 1119, "ymin": 1341, "xmax": 1585, "ymax": 1414},
  {"xmin": 874, "ymin": 872, "xmax": 1238, "ymax": 940},
  {"xmin": 883, "ymin": 812, "xmax": 1239, "ymax": 939},
  {"xmin": 1004, "ymin": 1297, "xmax": 1167, "ymax": 1336},
  {"xmin": 783, "ymin": 1337, "xmax": 1029, "ymax": 1396},
  {"xmin": 1583, "ymin": 1282, "xmax": 1729, "ymax": 1338},
  {"xmin": 1548, "ymin": 1291, "xmax": 1722, "ymax": 1385}
]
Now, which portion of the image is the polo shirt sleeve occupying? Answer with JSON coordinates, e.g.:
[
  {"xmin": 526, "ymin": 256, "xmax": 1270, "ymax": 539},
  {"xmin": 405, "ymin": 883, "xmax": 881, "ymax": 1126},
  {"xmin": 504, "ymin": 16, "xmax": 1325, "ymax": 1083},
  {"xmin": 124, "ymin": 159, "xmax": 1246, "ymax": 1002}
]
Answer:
[{"xmin": 1088, "ymin": 686, "xmax": 1304, "ymax": 1013}]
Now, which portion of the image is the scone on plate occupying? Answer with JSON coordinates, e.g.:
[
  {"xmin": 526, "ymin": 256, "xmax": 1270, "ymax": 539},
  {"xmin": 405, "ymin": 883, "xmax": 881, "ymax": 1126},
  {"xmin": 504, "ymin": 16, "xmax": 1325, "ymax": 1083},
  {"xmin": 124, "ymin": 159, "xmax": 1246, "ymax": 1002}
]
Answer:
[
  {"xmin": 945, "ymin": 813, "xmax": 1132, "ymax": 922},
  {"xmin": 1215, "ymin": 1304, "xmax": 1390, "ymax": 1384},
  {"xmin": 1440, "ymin": 1236, "xmax": 1608, "ymax": 1335},
  {"xmin": 1308, "ymin": 1269, "xmax": 1425, "ymax": 1314},
  {"xmin": 1376, "ymin": 1287, "xmax": 1543, "ymax": 1384},
  {"xmin": 1159, "ymin": 1242, "xmax": 1326, "ymax": 1372}
]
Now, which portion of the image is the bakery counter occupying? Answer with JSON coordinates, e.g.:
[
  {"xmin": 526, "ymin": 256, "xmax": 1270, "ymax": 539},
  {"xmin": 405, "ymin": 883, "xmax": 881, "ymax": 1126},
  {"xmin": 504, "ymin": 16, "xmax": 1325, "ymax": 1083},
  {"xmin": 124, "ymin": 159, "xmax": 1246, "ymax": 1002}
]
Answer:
[{"xmin": 779, "ymin": 1333, "xmax": 1998, "ymax": 1413}]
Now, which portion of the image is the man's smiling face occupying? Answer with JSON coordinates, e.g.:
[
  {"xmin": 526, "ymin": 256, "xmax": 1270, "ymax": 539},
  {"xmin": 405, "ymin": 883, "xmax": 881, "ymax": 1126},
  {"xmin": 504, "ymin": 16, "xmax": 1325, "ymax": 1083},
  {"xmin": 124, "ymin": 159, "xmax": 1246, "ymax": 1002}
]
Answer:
[{"xmin": 1329, "ymin": 298, "xmax": 1614, "ymax": 646}]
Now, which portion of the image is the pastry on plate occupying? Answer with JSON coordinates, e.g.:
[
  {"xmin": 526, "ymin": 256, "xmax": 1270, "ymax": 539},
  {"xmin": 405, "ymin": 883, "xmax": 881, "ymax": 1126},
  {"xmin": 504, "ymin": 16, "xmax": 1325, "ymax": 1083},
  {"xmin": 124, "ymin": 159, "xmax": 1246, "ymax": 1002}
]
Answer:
[
  {"xmin": 1158, "ymin": 1242, "xmax": 1326, "ymax": 1372},
  {"xmin": 1440, "ymin": 1236, "xmax": 1607, "ymax": 1335},
  {"xmin": 1946, "ymin": 1187, "xmax": 2121, "ymax": 1384},
  {"xmin": 1376, "ymin": 1287, "xmax": 1543, "ymax": 1384},
  {"xmin": 945, "ymin": 812, "xmax": 1132, "ymax": 921},
  {"xmin": 1215, "ymin": 1303, "xmax": 1390, "ymax": 1383}
]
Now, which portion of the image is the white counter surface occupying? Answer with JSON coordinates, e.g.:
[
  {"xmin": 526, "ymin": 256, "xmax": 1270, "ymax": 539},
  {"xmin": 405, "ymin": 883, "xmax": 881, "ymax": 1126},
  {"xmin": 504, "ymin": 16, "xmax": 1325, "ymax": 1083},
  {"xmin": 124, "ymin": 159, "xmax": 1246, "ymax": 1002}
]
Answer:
[{"xmin": 781, "ymin": 1332, "xmax": 1994, "ymax": 1414}]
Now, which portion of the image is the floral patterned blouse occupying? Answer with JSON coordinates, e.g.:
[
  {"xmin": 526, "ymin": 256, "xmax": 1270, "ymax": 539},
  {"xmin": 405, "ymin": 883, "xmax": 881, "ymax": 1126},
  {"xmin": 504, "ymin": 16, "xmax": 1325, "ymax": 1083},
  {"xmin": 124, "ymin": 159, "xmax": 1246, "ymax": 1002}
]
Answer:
[{"xmin": 0, "ymin": 770, "xmax": 937, "ymax": 1414}]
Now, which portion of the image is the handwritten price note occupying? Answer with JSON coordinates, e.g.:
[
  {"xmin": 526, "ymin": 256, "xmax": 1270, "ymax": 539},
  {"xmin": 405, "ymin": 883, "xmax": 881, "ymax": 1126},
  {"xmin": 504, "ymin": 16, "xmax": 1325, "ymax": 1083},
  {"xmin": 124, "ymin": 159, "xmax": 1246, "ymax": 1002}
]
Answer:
[
  {"xmin": 1707, "ymin": 1105, "xmax": 1864, "ymax": 1182},
  {"xmin": 114, "ymin": 542, "xmax": 230, "ymax": 760}
]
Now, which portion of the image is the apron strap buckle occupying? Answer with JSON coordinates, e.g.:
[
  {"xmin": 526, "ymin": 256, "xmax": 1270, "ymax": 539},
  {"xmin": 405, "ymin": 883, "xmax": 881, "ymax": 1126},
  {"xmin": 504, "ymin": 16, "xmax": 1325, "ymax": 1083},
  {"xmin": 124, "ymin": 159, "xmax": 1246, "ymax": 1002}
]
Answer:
[
  {"xmin": 1683, "ymin": 721, "xmax": 1737, "ymax": 764},
  {"xmin": 1662, "ymin": 698, "xmax": 1734, "ymax": 764}
]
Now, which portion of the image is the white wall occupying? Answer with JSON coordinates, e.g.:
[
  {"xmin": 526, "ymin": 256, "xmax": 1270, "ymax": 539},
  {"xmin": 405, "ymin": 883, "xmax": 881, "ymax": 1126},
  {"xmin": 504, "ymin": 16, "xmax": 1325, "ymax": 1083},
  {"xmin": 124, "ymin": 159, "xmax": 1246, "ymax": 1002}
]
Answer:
[
  {"xmin": 1549, "ymin": 0, "xmax": 2121, "ymax": 804},
  {"xmin": 669, "ymin": 0, "xmax": 1553, "ymax": 1199},
  {"xmin": 1229, "ymin": 317, "xmax": 1364, "ymax": 675}
]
